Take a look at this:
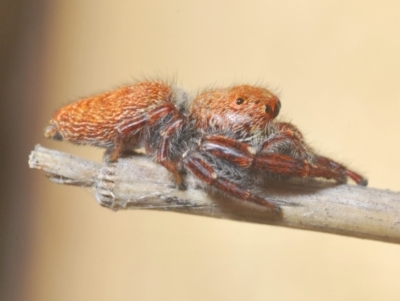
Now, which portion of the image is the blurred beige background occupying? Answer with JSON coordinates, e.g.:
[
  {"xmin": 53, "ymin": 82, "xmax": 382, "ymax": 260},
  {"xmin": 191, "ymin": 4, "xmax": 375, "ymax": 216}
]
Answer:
[{"xmin": 1, "ymin": 1, "xmax": 400, "ymax": 300}]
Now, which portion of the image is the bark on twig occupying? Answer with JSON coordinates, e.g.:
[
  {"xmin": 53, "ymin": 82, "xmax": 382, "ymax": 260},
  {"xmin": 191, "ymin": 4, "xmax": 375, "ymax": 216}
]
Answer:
[{"xmin": 29, "ymin": 144, "xmax": 400, "ymax": 244}]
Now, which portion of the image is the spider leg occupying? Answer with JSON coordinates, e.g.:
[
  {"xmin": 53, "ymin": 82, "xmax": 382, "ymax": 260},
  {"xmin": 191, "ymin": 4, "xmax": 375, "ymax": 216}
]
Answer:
[
  {"xmin": 200, "ymin": 135, "xmax": 308, "ymax": 174},
  {"xmin": 200, "ymin": 135, "xmax": 367, "ymax": 185},
  {"xmin": 115, "ymin": 102, "xmax": 185, "ymax": 185},
  {"xmin": 157, "ymin": 118, "xmax": 185, "ymax": 186},
  {"xmin": 270, "ymin": 123, "xmax": 368, "ymax": 185},
  {"xmin": 182, "ymin": 150, "xmax": 279, "ymax": 212},
  {"xmin": 106, "ymin": 115, "xmax": 147, "ymax": 161},
  {"xmin": 263, "ymin": 122, "xmax": 312, "ymax": 160},
  {"xmin": 307, "ymin": 155, "xmax": 368, "ymax": 186}
]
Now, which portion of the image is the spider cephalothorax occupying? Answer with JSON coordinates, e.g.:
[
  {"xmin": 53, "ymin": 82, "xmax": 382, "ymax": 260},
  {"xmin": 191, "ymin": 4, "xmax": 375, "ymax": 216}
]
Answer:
[
  {"xmin": 45, "ymin": 80, "xmax": 367, "ymax": 212},
  {"xmin": 190, "ymin": 85, "xmax": 281, "ymax": 137}
]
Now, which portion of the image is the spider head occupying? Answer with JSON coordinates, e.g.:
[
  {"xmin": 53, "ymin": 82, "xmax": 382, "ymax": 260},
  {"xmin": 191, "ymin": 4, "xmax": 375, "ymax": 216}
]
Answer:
[
  {"xmin": 229, "ymin": 85, "xmax": 281, "ymax": 119},
  {"xmin": 190, "ymin": 85, "xmax": 281, "ymax": 136}
]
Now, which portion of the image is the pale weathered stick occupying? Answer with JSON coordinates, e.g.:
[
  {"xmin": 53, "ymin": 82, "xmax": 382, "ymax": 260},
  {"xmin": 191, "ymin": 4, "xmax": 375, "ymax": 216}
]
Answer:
[{"xmin": 29, "ymin": 144, "xmax": 400, "ymax": 244}]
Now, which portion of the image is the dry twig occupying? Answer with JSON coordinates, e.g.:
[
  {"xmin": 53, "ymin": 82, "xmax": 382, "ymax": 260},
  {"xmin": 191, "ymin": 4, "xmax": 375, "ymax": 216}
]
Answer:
[{"xmin": 29, "ymin": 144, "xmax": 400, "ymax": 244}]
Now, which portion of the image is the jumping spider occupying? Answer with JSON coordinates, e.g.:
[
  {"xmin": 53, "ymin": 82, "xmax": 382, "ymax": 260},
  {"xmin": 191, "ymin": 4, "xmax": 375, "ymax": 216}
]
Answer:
[{"xmin": 45, "ymin": 81, "xmax": 367, "ymax": 212}]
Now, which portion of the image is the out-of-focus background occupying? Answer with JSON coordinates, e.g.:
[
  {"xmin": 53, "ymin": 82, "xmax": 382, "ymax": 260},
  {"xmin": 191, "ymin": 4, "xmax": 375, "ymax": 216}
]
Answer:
[{"xmin": 1, "ymin": 1, "xmax": 400, "ymax": 300}]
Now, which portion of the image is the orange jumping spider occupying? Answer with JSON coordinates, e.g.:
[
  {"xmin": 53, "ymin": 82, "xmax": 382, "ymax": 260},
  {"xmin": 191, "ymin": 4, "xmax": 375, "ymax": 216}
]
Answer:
[{"xmin": 45, "ymin": 81, "xmax": 367, "ymax": 212}]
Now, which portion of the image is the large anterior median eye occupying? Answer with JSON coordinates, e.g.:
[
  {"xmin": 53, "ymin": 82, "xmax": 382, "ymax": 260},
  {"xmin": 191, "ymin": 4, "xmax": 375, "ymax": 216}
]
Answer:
[
  {"xmin": 274, "ymin": 99, "xmax": 281, "ymax": 117},
  {"xmin": 236, "ymin": 98, "xmax": 244, "ymax": 105},
  {"xmin": 265, "ymin": 104, "xmax": 271, "ymax": 113}
]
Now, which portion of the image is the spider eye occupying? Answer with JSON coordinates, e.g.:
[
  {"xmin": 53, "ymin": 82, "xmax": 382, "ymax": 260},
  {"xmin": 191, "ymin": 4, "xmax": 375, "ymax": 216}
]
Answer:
[
  {"xmin": 236, "ymin": 98, "xmax": 244, "ymax": 105},
  {"xmin": 265, "ymin": 104, "xmax": 271, "ymax": 114}
]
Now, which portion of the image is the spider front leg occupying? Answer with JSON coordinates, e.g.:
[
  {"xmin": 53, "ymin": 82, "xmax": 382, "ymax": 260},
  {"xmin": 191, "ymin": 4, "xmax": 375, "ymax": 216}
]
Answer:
[
  {"xmin": 306, "ymin": 155, "xmax": 368, "ymax": 186},
  {"xmin": 200, "ymin": 135, "xmax": 311, "ymax": 178},
  {"xmin": 200, "ymin": 134, "xmax": 367, "ymax": 185},
  {"xmin": 182, "ymin": 150, "xmax": 280, "ymax": 212},
  {"xmin": 268, "ymin": 122, "xmax": 367, "ymax": 185}
]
